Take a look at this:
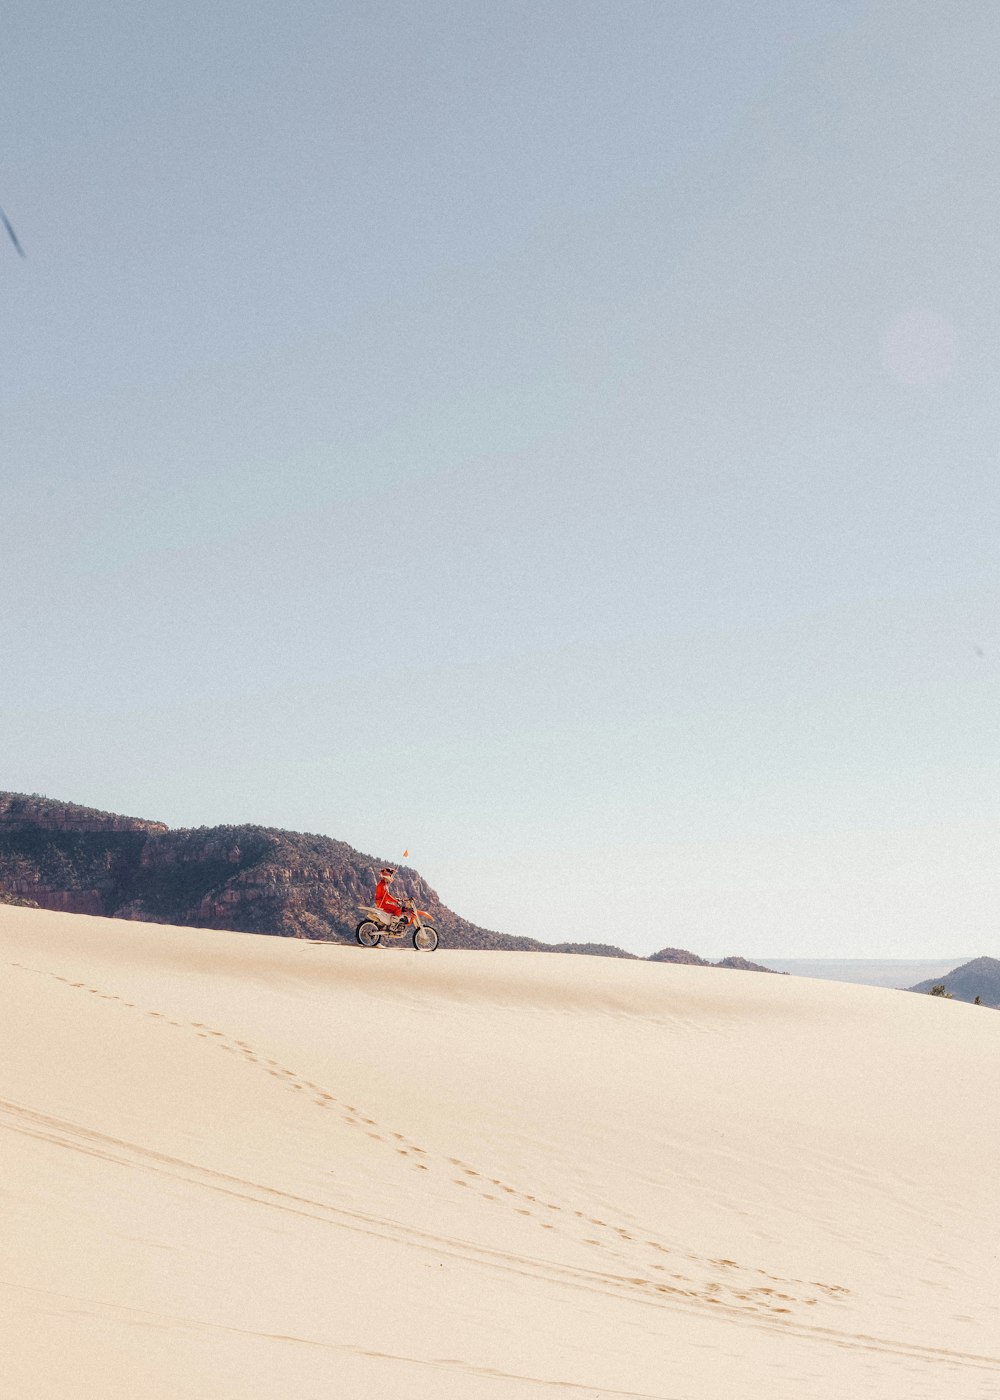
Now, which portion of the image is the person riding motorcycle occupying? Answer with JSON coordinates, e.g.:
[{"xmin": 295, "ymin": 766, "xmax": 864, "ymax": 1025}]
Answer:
[{"xmin": 374, "ymin": 867, "xmax": 413, "ymax": 932}]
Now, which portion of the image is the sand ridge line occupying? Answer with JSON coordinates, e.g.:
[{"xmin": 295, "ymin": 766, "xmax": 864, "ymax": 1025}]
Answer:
[
  {"xmin": 18, "ymin": 959, "xmax": 999, "ymax": 1371},
  {"xmin": 1, "ymin": 1090, "xmax": 751, "ymax": 1334},
  {"xmin": 5, "ymin": 951, "xmax": 1000, "ymax": 1380},
  {"xmin": 5, "ymin": 1092, "xmax": 998, "ymax": 1374},
  {"xmin": 0, "ymin": 1091, "xmax": 844, "ymax": 1345},
  {"xmin": 5, "ymin": 959, "xmax": 851, "ymax": 1320},
  {"xmin": 5, "ymin": 960, "xmax": 864, "ymax": 1322}
]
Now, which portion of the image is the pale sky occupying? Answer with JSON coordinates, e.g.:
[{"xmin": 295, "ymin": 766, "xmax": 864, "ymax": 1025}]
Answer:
[{"xmin": 3, "ymin": 1, "xmax": 998, "ymax": 958}]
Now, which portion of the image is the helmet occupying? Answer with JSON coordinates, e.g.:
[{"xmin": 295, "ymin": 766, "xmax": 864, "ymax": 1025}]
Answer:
[{"xmin": 379, "ymin": 866, "xmax": 395, "ymax": 878}]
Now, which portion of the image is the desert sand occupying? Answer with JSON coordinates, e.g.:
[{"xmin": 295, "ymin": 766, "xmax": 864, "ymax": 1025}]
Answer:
[{"xmin": 2, "ymin": 905, "xmax": 998, "ymax": 1399}]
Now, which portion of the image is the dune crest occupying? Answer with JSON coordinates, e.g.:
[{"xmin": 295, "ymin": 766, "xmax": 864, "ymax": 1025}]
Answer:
[{"xmin": 2, "ymin": 906, "xmax": 998, "ymax": 1398}]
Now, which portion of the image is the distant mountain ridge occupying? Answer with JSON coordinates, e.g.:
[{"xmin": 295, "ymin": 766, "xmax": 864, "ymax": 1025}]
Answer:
[
  {"xmin": 762, "ymin": 959, "xmax": 975, "ymax": 989},
  {"xmin": 909, "ymin": 957, "xmax": 1000, "ymax": 1007},
  {"xmin": 648, "ymin": 947, "xmax": 779, "ymax": 973},
  {"xmin": 0, "ymin": 791, "xmax": 775, "ymax": 968}
]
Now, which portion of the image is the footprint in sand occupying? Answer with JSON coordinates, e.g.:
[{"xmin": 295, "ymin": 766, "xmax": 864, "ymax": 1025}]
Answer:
[{"xmin": 13, "ymin": 964, "xmax": 700, "ymax": 1284}]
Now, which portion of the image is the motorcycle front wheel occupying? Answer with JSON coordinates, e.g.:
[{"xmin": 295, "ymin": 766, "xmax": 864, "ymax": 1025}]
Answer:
[
  {"xmin": 412, "ymin": 925, "xmax": 438, "ymax": 951},
  {"xmin": 356, "ymin": 920, "xmax": 382, "ymax": 947}
]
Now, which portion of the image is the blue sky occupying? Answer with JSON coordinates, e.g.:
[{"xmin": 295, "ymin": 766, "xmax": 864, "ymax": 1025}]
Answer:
[{"xmin": 2, "ymin": 1, "xmax": 997, "ymax": 957}]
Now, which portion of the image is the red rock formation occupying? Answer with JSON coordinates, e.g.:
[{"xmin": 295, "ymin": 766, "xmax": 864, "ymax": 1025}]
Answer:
[
  {"xmin": 0, "ymin": 793, "xmax": 166, "ymax": 836},
  {"xmin": 0, "ymin": 791, "xmax": 778, "ymax": 967},
  {"xmin": 10, "ymin": 887, "xmax": 105, "ymax": 915}
]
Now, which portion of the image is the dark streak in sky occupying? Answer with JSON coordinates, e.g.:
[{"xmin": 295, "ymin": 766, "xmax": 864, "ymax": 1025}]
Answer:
[{"xmin": 1, "ymin": 207, "xmax": 25, "ymax": 258}]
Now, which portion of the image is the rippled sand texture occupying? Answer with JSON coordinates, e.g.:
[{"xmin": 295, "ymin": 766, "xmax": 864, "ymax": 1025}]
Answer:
[{"xmin": 2, "ymin": 906, "xmax": 998, "ymax": 1399}]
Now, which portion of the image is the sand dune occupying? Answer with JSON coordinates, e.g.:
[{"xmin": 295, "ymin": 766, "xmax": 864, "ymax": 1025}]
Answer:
[{"xmin": 2, "ymin": 907, "xmax": 998, "ymax": 1398}]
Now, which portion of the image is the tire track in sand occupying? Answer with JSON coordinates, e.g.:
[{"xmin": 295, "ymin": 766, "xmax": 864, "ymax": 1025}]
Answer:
[{"xmin": 11, "ymin": 959, "xmax": 992, "ymax": 1375}]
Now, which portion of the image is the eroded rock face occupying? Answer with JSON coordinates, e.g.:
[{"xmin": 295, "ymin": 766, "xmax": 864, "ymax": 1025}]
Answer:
[
  {"xmin": 0, "ymin": 792, "xmax": 777, "ymax": 966},
  {"xmin": 0, "ymin": 792, "xmax": 532, "ymax": 949},
  {"xmin": 24, "ymin": 888, "xmax": 104, "ymax": 914},
  {"xmin": 0, "ymin": 883, "xmax": 40, "ymax": 908},
  {"xmin": 0, "ymin": 793, "xmax": 166, "ymax": 836}
]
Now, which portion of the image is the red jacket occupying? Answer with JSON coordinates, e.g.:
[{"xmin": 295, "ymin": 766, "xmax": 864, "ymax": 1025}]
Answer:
[{"xmin": 375, "ymin": 879, "xmax": 403, "ymax": 916}]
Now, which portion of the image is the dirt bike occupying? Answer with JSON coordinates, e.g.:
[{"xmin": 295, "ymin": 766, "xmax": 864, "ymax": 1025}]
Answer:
[{"xmin": 355, "ymin": 901, "xmax": 439, "ymax": 951}]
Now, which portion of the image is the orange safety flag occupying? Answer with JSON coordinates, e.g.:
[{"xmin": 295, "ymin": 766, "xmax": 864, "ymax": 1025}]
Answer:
[{"xmin": 403, "ymin": 849, "xmax": 409, "ymax": 857}]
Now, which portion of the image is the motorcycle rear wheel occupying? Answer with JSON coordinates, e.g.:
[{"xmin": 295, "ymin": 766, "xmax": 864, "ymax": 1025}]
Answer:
[
  {"xmin": 356, "ymin": 920, "xmax": 382, "ymax": 947},
  {"xmin": 413, "ymin": 925, "xmax": 438, "ymax": 951}
]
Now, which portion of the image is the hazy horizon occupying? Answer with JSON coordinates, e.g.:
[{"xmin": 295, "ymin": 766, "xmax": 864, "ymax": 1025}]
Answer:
[
  {"xmin": 4, "ymin": 1, "xmax": 999, "ymax": 959},
  {"xmin": 759, "ymin": 955, "xmax": 979, "ymax": 987}
]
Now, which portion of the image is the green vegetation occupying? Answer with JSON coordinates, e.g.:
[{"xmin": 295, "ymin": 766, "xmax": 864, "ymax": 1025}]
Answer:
[
  {"xmin": 912, "ymin": 959, "xmax": 1000, "ymax": 1006},
  {"xmin": 0, "ymin": 884, "xmax": 39, "ymax": 908}
]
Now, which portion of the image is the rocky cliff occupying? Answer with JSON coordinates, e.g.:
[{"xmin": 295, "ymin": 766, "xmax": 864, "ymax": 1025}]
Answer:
[
  {"xmin": 0, "ymin": 792, "xmax": 167, "ymax": 836},
  {"xmin": 0, "ymin": 793, "xmax": 548, "ymax": 949},
  {"xmin": 0, "ymin": 792, "xmax": 777, "ymax": 967}
]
